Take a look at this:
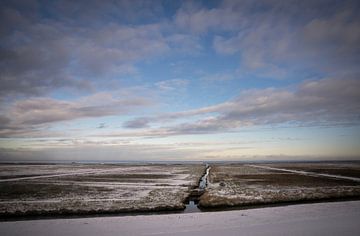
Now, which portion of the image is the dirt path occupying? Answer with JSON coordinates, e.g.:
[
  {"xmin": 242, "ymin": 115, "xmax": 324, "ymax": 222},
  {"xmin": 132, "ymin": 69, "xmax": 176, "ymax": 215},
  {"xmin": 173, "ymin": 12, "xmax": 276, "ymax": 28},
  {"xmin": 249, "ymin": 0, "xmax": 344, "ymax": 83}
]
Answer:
[{"xmin": 247, "ymin": 164, "xmax": 360, "ymax": 182}]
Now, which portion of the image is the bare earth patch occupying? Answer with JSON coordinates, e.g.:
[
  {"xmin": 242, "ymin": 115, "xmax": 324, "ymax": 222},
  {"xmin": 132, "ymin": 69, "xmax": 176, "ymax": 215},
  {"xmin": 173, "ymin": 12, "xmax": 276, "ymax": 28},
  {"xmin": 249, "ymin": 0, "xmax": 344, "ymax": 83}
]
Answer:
[
  {"xmin": 199, "ymin": 163, "xmax": 360, "ymax": 208},
  {"xmin": 0, "ymin": 164, "xmax": 205, "ymax": 217}
]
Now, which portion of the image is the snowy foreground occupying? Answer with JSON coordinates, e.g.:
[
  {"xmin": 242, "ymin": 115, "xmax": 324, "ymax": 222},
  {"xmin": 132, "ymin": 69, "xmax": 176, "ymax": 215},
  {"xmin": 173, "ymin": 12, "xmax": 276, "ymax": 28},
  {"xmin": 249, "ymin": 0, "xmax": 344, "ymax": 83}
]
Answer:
[{"xmin": 1, "ymin": 200, "xmax": 360, "ymax": 236}]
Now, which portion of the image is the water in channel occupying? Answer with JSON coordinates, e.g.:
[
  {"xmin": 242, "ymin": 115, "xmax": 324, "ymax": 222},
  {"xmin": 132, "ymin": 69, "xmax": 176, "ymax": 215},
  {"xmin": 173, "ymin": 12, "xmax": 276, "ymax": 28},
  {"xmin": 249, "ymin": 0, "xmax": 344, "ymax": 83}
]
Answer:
[{"xmin": 184, "ymin": 164, "xmax": 211, "ymax": 212}]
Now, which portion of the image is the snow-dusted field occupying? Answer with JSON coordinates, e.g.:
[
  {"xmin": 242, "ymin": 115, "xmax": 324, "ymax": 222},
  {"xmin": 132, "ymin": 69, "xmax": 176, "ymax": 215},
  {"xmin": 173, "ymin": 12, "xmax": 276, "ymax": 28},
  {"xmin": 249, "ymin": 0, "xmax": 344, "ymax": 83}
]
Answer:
[
  {"xmin": 199, "ymin": 163, "xmax": 360, "ymax": 207},
  {"xmin": 1, "ymin": 200, "xmax": 360, "ymax": 236},
  {"xmin": 248, "ymin": 164, "xmax": 360, "ymax": 182},
  {"xmin": 2, "ymin": 162, "xmax": 360, "ymax": 218},
  {"xmin": 0, "ymin": 164, "xmax": 205, "ymax": 216},
  {"xmin": 261, "ymin": 162, "xmax": 360, "ymax": 179}
]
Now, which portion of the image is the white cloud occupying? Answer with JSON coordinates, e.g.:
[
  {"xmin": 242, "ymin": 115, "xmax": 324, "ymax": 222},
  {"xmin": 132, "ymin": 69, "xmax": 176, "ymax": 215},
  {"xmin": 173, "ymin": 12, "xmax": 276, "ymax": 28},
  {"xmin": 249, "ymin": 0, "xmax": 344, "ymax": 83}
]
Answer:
[{"xmin": 155, "ymin": 79, "xmax": 189, "ymax": 91}]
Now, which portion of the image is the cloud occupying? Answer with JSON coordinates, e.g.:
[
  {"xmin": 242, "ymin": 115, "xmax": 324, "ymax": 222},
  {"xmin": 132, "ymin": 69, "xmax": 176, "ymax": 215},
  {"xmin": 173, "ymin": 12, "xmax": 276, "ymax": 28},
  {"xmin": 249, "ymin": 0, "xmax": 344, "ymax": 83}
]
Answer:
[
  {"xmin": 200, "ymin": 73, "xmax": 234, "ymax": 82},
  {"xmin": 301, "ymin": 9, "xmax": 360, "ymax": 73},
  {"xmin": 73, "ymin": 24, "xmax": 169, "ymax": 77},
  {"xmin": 174, "ymin": 1, "xmax": 244, "ymax": 34},
  {"xmin": 166, "ymin": 34, "xmax": 202, "ymax": 54},
  {"xmin": 177, "ymin": 0, "xmax": 360, "ymax": 78},
  {"xmin": 0, "ymin": 0, "xmax": 209, "ymax": 99},
  {"xmin": 124, "ymin": 118, "xmax": 151, "ymax": 129},
  {"xmin": 42, "ymin": 0, "xmax": 167, "ymax": 26},
  {"xmin": 0, "ymin": 92, "xmax": 153, "ymax": 137},
  {"xmin": 123, "ymin": 77, "xmax": 360, "ymax": 135},
  {"xmin": 1, "ymin": 0, "xmax": 360, "ymax": 145},
  {"xmin": 0, "ymin": 142, "xmax": 215, "ymax": 162},
  {"xmin": 0, "ymin": 19, "xmax": 168, "ymax": 97},
  {"xmin": 97, "ymin": 123, "xmax": 106, "ymax": 129},
  {"xmin": 1, "ymin": 1, "xmax": 199, "ymax": 98},
  {"xmin": 155, "ymin": 79, "xmax": 189, "ymax": 91},
  {"xmin": 123, "ymin": 102, "xmax": 229, "ymax": 129},
  {"xmin": 13, "ymin": 95, "xmax": 149, "ymax": 125},
  {"xmin": 0, "ymin": 115, "xmax": 11, "ymax": 131}
]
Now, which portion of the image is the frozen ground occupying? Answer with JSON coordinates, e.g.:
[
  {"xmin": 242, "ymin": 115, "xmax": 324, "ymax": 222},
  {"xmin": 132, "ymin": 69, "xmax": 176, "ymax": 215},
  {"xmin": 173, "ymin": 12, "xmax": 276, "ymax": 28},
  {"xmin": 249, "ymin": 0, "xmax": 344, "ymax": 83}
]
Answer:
[
  {"xmin": 0, "ymin": 164, "xmax": 205, "ymax": 217},
  {"xmin": 2, "ymin": 162, "xmax": 360, "ymax": 217},
  {"xmin": 262, "ymin": 162, "xmax": 360, "ymax": 179},
  {"xmin": 199, "ymin": 163, "xmax": 360, "ymax": 207},
  {"xmin": 1, "ymin": 200, "xmax": 359, "ymax": 236},
  {"xmin": 248, "ymin": 164, "xmax": 360, "ymax": 182}
]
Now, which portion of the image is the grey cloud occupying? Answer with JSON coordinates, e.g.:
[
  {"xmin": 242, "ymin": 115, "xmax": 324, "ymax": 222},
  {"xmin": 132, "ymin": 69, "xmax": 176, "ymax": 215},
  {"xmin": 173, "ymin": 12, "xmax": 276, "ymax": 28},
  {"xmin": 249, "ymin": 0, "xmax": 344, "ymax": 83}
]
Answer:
[
  {"xmin": 301, "ymin": 9, "xmax": 360, "ymax": 73},
  {"xmin": 11, "ymin": 93, "xmax": 151, "ymax": 125},
  {"xmin": 0, "ymin": 143, "xmax": 208, "ymax": 162},
  {"xmin": 199, "ymin": 78, "xmax": 360, "ymax": 130},
  {"xmin": 215, "ymin": 1, "xmax": 359, "ymax": 77},
  {"xmin": 97, "ymin": 123, "xmax": 106, "ymax": 129},
  {"xmin": 0, "ymin": 92, "xmax": 153, "ymax": 137},
  {"xmin": 0, "ymin": 1, "xmax": 187, "ymax": 98},
  {"xmin": 123, "ymin": 102, "xmax": 228, "ymax": 129},
  {"xmin": 124, "ymin": 118, "xmax": 151, "ymax": 129},
  {"xmin": 44, "ymin": 0, "xmax": 167, "ymax": 26},
  {"xmin": 166, "ymin": 34, "xmax": 202, "ymax": 54},
  {"xmin": 0, "ymin": 18, "xmax": 168, "ymax": 97},
  {"xmin": 123, "ymin": 77, "xmax": 360, "ymax": 136},
  {"xmin": 2, "ymin": 0, "xmax": 359, "ymax": 100},
  {"xmin": 0, "ymin": 0, "xmax": 225, "ymax": 99},
  {"xmin": 74, "ymin": 24, "xmax": 170, "ymax": 77},
  {"xmin": 174, "ymin": 1, "xmax": 245, "ymax": 34},
  {"xmin": 0, "ymin": 115, "xmax": 11, "ymax": 129}
]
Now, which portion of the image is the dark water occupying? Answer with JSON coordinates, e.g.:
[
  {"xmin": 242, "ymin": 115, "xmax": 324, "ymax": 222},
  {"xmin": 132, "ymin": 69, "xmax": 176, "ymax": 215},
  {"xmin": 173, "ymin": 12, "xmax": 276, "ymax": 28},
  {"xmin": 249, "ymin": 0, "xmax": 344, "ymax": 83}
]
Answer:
[
  {"xmin": 199, "ymin": 165, "xmax": 211, "ymax": 190},
  {"xmin": 184, "ymin": 165, "xmax": 211, "ymax": 212},
  {"xmin": 184, "ymin": 200, "xmax": 200, "ymax": 213}
]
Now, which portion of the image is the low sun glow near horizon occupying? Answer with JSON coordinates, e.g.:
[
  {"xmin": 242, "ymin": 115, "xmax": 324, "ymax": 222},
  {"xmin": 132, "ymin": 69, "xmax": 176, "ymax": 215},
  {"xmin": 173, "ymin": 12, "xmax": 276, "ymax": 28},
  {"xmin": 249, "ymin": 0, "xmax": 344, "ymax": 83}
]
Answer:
[{"xmin": 0, "ymin": 0, "xmax": 360, "ymax": 162}]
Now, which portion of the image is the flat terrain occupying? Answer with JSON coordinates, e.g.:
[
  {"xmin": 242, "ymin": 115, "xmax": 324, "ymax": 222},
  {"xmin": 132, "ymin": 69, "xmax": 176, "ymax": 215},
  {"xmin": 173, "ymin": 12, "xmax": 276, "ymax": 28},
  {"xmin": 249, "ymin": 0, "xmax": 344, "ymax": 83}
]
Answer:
[
  {"xmin": 0, "ymin": 164, "xmax": 205, "ymax": 217},
  {"xmin": 2, "ymin": 162, "xmax": 360, "ymax": 218},
  {"xmin": 263, "ymin": 162, "xmax": 360, "ymax": 179},
  {"xmin": 199, "ymin": 162, "xmax": 360, "ymax": 208},
  {"xmin": 1, "ymin": 200, "xmax": 359, "ymax": 236}
]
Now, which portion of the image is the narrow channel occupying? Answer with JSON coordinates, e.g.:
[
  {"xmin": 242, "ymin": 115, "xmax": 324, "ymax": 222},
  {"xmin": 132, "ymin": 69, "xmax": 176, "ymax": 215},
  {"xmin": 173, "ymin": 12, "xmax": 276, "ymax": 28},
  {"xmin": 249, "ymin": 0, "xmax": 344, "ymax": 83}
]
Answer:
[{"xmin": 184, "ymin": 164, "xmax": 211, "ymax": 213}]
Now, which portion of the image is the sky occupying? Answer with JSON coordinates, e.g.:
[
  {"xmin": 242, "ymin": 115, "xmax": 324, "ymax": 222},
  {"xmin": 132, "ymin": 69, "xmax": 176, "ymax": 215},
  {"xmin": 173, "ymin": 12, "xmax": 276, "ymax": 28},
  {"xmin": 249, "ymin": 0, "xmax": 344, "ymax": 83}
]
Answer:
[{"xmin": 0, "ymin": 0, "xmax": 360, "ymax": 162}]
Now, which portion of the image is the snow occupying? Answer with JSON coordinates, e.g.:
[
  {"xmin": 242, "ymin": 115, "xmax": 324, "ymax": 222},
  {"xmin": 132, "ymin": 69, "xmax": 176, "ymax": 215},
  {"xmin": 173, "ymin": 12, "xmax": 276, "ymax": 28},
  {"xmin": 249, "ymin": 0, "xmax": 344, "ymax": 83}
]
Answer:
[
  {"xmin": 0, "ymin": 167, "xmax": 135, "ymax": 182},
  {"xmin": 199, "ymin": 164, "xmax": 360, "ymax": 207},
  {"xmin": 248, "ymin": 164, "xmax": 360, "ymax": 182},
  {"xmin": 1, "ymin": 200, "xmax": 360, "ymax": 236},
  {"xmin": 0, "ymin": 164, "xmax": 205, "ymax": 216}
]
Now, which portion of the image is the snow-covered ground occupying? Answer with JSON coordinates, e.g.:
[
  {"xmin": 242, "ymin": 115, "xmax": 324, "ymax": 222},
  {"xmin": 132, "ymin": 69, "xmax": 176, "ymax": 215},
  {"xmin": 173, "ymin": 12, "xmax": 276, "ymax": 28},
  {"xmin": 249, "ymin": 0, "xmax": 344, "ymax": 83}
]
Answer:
[
  {"xmin": 0, "ymin": 164, "xmax": 205, "ymax": 216},
  {"xmin": 199, "ymin": 164, "xmax": 360, "ymax": 207},
  {"xmin": 248, "ymin": 164, "xmax": 360, "ymax": 182},
  {"xmin": 1, "ymin": 200, "xmax": 360, "ymax": 236}
]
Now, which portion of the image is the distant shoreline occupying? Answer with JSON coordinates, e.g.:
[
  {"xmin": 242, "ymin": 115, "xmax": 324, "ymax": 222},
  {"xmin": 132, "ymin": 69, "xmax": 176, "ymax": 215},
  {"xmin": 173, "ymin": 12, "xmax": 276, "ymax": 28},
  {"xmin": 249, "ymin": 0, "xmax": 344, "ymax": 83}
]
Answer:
[{"xmin": 1, "ymin": 159, "xmax": 360, "ymax": 165}]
